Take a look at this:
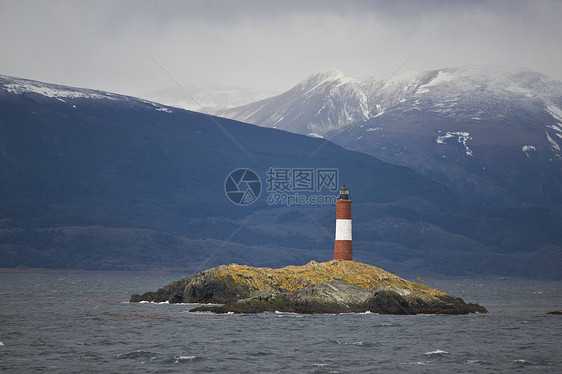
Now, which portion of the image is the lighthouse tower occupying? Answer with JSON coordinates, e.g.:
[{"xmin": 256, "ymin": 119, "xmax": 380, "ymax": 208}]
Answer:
[{"xmin": 334, "ymin": 185, "xmax": 353, "ymax": 261}]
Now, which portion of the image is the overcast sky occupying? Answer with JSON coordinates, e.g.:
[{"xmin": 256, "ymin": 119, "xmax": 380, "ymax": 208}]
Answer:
[{"xmin": 1, "ymin": 0, "xmax": 561, "ymax": 97}]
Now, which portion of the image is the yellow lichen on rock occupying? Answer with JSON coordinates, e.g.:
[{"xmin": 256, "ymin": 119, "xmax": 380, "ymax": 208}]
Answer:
[{"xmin": 210, "ymin": 260, "xmax": 448, "ymax": 302}]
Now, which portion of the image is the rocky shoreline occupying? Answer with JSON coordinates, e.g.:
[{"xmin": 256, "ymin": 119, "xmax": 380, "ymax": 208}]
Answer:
[{"xmin": 130, "ymin": 261, "xmax": 487, "ymax": 315}]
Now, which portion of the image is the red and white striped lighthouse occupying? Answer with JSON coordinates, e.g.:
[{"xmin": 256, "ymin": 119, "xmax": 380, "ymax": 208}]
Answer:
[{"xmin": 334, "ymin": 185, "xmax": 353, "ymax": 261}]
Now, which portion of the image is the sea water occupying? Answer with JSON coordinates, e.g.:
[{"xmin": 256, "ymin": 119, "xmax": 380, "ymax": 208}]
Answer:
[{"xmin": 0, "ymin": 272, "xmax": 560, "ymax": 373}]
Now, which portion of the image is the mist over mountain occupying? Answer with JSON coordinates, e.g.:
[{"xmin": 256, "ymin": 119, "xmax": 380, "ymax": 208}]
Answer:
[
  {"xmin": 140, "ymin": 84, "xmax": 280, "ymax": 112},
  {"xmin": 219, "ymin": 66, "xmax": 562, "ymax": 213},
  {"xmin": 1, "ymin": 74, "xmax": 561, "ymax": 278}
]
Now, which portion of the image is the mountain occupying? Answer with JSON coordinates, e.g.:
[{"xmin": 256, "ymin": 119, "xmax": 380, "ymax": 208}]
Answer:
[
  {"xmin": 218, "ymin": 66, "xmax": 562, "ymax": 213},
  {"xmin": 1, "ymin": 74, "xmax": 561, "ymax": 278}
]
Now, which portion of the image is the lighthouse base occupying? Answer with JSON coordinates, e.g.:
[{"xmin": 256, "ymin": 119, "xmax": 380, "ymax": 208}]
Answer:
[{"xmin": 334, "ymin": 240, "xmax": 353, "ymax": 261}]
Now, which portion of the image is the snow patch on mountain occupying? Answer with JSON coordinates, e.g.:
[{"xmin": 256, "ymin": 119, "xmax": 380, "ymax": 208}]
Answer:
[
  {"xmin": 2, "ymin": 82, "xmax": 117, "ymax": 101},
  {"xmin": 153, "ymin": 105, "xmax": 173, "ymax": 113},
  {"xmin": 547, "ymin": 123, "xmax": 562, "ymax": 136},
  {"xmin": 436, "ymin": 131, "xmax": 473, "ymax": 156},
  {"xmin": 1, "ymin": 75, "xmax": 183, "ymax": 115},
  {"xmin": 307, "ymin": 132, "xmax": 324, "ymax": 138},
  {"xmin": 416, "ymin": 70, "xmax": 456, "ymax": 94},
  {"xmin": 546, "ymin": 104, "xmax": 562, "ymax": 122},
  {"xmin": 522, "ymin": 145, "xmax": 537, "ymax": 159},
  {"xmin": 546, "ymin": 131, "xmax": 561, "ymax": 152},
  {"xmin": 505, "ymin": 85, "xmax": 533, "ymax": 97}
]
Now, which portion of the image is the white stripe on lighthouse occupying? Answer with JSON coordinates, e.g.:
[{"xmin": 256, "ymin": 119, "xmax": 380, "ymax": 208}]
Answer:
[{"xmin": 335, "ymin": 219, "xmax": 352, "ymax": 241}]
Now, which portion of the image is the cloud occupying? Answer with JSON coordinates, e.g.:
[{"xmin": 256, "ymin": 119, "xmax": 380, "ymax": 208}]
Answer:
[{"xmin": 1, "ymin": 0, "xmax": 561, "ymax": 96}]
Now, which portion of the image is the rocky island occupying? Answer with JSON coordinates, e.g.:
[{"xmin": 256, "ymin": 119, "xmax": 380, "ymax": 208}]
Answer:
[{"xmin": 130, "ymin": 260, "xmax": 487, "ymax": 314}]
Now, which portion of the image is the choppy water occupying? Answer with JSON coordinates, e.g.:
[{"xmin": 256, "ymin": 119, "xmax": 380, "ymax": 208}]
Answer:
[{"xmin": 1, "ymin": 272, "xmax": 561, "ymax": 373}]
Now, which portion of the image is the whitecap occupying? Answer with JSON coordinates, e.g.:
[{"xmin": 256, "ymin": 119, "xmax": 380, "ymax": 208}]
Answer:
[
  {"xmin": 175, "ymin": 355, "xmax": 197, "ymax": 363},
  {"xmin": 114, "ymin": 350, "xmax": 158, "ymax": 361},
  {"xmin": 275, "ymin": 311, "xmax": 304, "ymax": 317},
  {"xmin": 137, "ymin": 300, "xmax": 170, "ymax": 304},
  {"xmin": 425, "ymin": 349, "xmax": 450, "ymax": 356},
  {"xmin": 312, "ymin": 363, "xmax": 327, "ymax": 367},
  {"xmin": 0, "ymin": 342, "xmax": 4, "ymax": 346}
]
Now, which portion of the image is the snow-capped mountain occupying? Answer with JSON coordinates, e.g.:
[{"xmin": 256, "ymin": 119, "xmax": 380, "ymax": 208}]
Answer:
[
  {"xmin": 217, "ymin": 68, "xmax": 383, "ymax": 136},
  {"xmin": 218, "ymin": 66, "xmax": 562, "ymax": 136},
  {"xmin": 219, "ymin": 66, "xmax": 562, "ymax": 213}
]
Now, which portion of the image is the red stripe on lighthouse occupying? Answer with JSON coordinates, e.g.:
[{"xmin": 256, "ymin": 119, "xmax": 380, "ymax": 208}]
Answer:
[{"xmin": 334, "ymin": 199, "xmax": 353, "ymax": 261}]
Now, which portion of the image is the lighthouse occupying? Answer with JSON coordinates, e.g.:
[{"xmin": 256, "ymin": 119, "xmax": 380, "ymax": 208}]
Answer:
[{"xmin": 334, "ymin": 185, "xmax": 353, "ymax": 261}]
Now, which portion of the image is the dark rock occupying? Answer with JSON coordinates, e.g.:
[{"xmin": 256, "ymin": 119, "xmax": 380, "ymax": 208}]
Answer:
[
  {"xmin": 360, "ymin": 290, "xmax": 413, "ymax": 315},
  {"xmin": 130, "ymin": 269, "xmax": 253, "ymax": 304},
  {"xmin": 189, "ymin": 281, "xmax": 487, "ymax": 315}
]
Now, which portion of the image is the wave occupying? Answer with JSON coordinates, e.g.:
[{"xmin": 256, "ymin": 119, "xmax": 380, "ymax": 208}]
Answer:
[
  {"xmin": 136, "ymin": 300, "xmax": 220, "ymax": 307},
  {"xmin": 114, "ymin": 350, "xmax": 159, "ymax": 361},
  {"xmin": 174, "ymin": 355, "xmax": 198, "ymax": 363},
  {"xmin": 425, "ymin": 349, "xmax": 450, "ymax": 356},
  {"xmin": 330, "ymin": 340, "xmax": 378, "ymax": 347},
  {"xmin": 138, "ymin": 300, "xmax": 170, "ymax": 304},
  {"xmin": 376, "ymin": 322, "xmax": 402, "ymax": 327},
  {"xmin": 274, "ymin": 311, "xmax": 304, "ymax": 317},
  {"xmin": 514, "ymin": 359, "xmax": 533, "ymax": 366}
]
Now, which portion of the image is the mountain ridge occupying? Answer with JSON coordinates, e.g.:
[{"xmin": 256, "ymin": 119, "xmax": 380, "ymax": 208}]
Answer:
[{"xmin": 219, "ymin": 65, "xmax": 562, "ymax": 132}]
